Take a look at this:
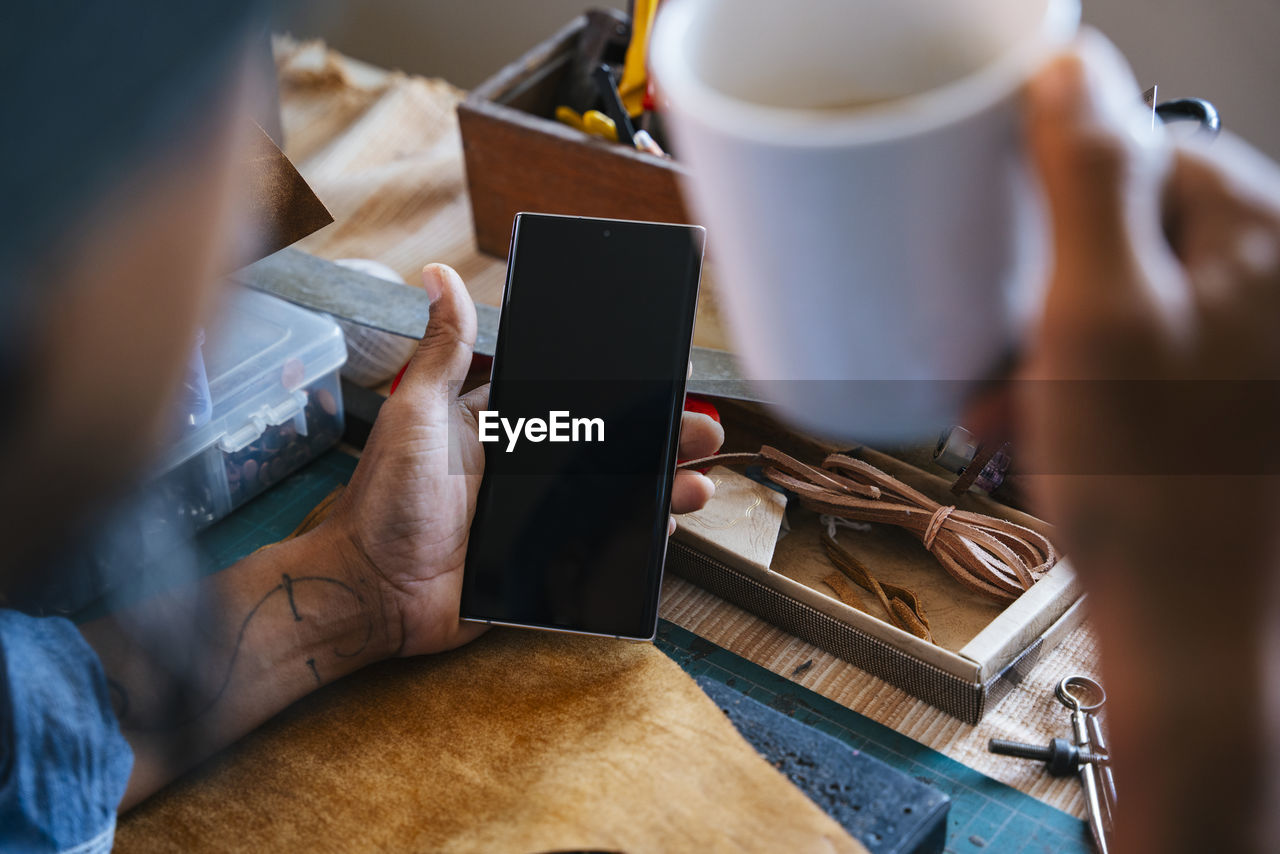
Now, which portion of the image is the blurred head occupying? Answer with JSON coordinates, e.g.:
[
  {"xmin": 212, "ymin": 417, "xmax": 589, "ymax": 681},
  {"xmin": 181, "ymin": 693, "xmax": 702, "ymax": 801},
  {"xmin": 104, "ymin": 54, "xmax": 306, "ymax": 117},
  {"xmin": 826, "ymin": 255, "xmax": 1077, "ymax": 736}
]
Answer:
[{"xmin": 0, "ymin": 3, "xmax": 265, "ymax": 578}]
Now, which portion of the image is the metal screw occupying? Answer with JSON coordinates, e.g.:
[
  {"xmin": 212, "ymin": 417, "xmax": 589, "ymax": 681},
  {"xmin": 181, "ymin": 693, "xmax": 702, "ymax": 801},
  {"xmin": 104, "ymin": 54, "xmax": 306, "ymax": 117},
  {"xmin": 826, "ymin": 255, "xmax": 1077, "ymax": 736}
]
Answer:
[{"xmin": 989, "ymin": 737, "xmax": 1109, "ymax": 777}]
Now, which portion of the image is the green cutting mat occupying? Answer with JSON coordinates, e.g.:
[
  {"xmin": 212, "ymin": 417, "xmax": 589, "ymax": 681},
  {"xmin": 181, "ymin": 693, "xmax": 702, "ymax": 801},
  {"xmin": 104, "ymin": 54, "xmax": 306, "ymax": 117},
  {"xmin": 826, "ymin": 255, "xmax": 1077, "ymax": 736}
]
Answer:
[{"xmin": 199, "ymin": 449, "xmax": 1091, "ymax": 854}]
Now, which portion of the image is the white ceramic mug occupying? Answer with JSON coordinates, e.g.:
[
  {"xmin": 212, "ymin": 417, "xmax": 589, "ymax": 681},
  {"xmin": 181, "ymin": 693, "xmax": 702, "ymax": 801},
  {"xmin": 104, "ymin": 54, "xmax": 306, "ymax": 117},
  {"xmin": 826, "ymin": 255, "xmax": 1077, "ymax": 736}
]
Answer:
[{"xmin": 651, "ymin": 0, "xmax": 1081, "ymax": 441}]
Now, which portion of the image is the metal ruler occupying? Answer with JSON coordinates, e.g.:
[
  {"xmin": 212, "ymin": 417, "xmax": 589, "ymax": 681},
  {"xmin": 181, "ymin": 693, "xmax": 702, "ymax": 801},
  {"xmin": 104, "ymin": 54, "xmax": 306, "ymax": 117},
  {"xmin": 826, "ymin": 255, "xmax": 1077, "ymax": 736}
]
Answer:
[{"xmin": 234, "ymin": 248, "xmax": 761, "ymax": 404}]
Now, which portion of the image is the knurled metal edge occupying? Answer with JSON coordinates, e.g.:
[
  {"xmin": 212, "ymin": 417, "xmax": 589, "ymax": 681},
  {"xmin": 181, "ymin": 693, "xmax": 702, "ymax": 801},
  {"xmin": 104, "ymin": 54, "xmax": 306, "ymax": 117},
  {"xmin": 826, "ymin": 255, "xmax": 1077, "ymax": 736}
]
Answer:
[{"xmin": 982, "ymin": 636, "xmax": 1046, "ymax": 713}]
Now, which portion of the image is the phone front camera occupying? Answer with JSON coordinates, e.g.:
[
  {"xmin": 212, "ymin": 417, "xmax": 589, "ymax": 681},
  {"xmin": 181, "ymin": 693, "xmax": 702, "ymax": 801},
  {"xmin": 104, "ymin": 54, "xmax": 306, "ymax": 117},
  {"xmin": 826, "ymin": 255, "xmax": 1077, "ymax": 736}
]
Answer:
[{"xmin": 603, "ymin": 229, "xmax": 611, "ymax": 238}]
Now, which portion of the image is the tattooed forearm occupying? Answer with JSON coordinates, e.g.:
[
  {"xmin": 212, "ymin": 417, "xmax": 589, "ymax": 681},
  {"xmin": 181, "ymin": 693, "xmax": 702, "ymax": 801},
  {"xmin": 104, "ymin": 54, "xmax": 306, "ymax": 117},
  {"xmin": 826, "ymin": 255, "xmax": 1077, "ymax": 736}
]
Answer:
[
  {"xmin": 282, "ymin": 572, "xmax": 303, "ymax": 622},
  {"xmin": 115, "ymin": 574, "xmax": 374, "ymax": 732}
]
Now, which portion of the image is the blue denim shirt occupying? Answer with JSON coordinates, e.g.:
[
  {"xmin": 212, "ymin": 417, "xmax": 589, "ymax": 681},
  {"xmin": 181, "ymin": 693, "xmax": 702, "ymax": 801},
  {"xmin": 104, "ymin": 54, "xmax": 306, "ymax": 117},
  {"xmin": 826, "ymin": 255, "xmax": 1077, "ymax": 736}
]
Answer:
[{"xmin": 0, "ymin": 610, "xmax": 133, "ymax": 853}]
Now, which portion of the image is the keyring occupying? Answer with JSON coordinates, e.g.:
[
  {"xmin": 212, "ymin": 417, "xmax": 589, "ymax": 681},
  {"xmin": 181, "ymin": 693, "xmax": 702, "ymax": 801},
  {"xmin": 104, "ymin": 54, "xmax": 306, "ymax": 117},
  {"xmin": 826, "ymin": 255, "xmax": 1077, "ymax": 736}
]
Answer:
[{"xmin": 1056, "ymin": 675, "xmax": 1106, "ymax": 713}]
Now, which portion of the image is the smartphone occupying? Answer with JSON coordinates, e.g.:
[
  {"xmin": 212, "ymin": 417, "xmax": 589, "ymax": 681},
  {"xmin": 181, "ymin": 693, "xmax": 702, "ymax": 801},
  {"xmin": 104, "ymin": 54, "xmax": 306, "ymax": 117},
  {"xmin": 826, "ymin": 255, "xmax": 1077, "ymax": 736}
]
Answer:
[{"xmin": 460, "ymin": 213, "xmax": 705, "ymax": 640}]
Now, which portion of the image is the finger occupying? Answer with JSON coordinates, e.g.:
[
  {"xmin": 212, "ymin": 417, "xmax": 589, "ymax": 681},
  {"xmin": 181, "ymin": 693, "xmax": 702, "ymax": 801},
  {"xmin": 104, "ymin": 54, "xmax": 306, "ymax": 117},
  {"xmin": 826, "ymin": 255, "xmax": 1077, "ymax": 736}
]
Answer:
[
  {"xmin": 1024, "ymin": 32, "xmax": 1195, "ymax": 380},
  {"xmin": 1166, "ymin": 141, "xmax": 1280, "ymax": 292},
  {"xmin": 1174, "ymin": 131, "xmax": 1280, "ymax": 220},
  {"xmin": 1027, "ymin": 31, "xmax": 1168, "ymax": 292},
  {"xmin": 671, "ymin": 469, "xmax": 715, "ymax": 515},
  {"xmin": 1163, "ymin": 147, "xmax": 1280, "ymax": 376},
  {"xmin": 458, "ymin": 383, "xmax": 491, "ymax": 419},
  {"xmin": 436, "ymin": 619, "xmax": 489, "ymax": 654},
  {"xmin": 396, "ymin": 264, "xmax": 477, "ymax": 399},
  {"xmin": 453, "ymin": 384, "xmax": 491, "ymax": 480},
  {"xmin": 678, "ymin": 411, "xmax": 724, "ymax": 460}
]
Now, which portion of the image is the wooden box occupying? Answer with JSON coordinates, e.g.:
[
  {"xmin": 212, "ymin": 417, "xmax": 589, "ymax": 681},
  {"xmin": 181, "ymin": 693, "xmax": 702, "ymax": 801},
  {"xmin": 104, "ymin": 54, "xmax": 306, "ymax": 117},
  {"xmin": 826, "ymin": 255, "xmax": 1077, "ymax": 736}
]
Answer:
[
  {"xmin": 669, "ymin": 400, "xmax": 1086, "ymax": 724},
  {"xmin": 458, "ymin": 13, "xmax": 694, "ymax": 258}
]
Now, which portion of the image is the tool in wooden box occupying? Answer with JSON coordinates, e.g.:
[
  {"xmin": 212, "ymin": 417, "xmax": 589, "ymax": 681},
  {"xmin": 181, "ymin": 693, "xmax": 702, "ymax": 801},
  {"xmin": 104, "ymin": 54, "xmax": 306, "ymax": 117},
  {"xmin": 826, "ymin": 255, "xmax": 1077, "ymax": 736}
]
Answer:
[
  {"xmin": 552, "ymin": 4, "xmax": 668, "ymax": 156},
  {"xmin": 555, "ymin": 8, "xmax": 631, "ymax": 115},
  {"xmin": 554, "ymin": 62, "xmax": 646, "ymax": 148},
  {"xmin": 554, "ymin": 104, "xmax": 621, "ymax": 142},
  {"xmin": 618, "ymin": 0, "xmax": 659, "ymax": 117},
  {"xmin": 989, "ymin": 675, "xmax": 1116, "ymax": 854}
]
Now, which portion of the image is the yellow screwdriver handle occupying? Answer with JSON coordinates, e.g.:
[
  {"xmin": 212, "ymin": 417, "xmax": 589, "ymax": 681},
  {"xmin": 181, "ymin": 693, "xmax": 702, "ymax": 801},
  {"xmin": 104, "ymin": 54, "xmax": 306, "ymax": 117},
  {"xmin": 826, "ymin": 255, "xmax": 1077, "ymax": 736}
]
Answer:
[
  {"xmin": 619, "ymin": 0, "xmax": 657, "ymax": 116},
  {"xmin": 556, "ymin": 105, "xmax": 619, "ymax": 143},
  {"xmin": 581, "ymin": 109, "xmax": 619, "ymax": 142},
  {"xmin": 555, "ymin": 105, "xmax": 586, "ymax": 132}
]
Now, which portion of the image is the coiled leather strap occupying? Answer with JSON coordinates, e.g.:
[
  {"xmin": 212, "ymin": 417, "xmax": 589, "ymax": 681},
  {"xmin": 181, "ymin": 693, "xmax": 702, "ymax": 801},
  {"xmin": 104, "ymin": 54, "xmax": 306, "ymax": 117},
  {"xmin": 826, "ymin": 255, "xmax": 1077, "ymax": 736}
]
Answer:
[{"xmin": 679, "ymin": 446, "xmax": 1058, "ymax": 602}]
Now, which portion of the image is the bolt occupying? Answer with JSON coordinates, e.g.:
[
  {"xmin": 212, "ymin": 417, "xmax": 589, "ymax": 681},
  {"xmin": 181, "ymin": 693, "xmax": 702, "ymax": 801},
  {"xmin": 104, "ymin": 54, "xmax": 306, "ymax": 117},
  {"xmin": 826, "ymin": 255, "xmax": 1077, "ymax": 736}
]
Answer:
[{"xmin": 988, "ymin": 737, "xmax": 1108, "ymax": 777}]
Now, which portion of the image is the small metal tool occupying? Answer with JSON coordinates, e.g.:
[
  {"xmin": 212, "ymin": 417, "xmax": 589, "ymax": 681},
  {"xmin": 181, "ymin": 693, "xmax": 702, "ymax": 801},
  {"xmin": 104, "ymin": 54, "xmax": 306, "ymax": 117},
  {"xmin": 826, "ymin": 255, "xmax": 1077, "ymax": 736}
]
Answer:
[
  {"xmin": 933, "ymin": 425, "xmax": 1011, "ymax": 494},
  {"xmin": 988, "ymin": 675, "xmax": 1115, "ymax": 853},
  {"xmin": 592, "ymin": 63, "xmax": 637, "ymax": 147},
  {"xmin": 1056, "ymin": 676, "xmax": 1114, "ymax": 854},
  {"xmin": 1087, "ymin": 711, "xmax": 1119, "ymax": 815},
  {"xmin": 1055, "ymin": 674, "xmax": 1106, "ymax": 713},
  {"xmin": 556, "ymin": 8, "xmax": 631, "ymax": 114},
  {"xmin": 988, "ymin": 736, "xmax": 1107, "ymax": 777}
]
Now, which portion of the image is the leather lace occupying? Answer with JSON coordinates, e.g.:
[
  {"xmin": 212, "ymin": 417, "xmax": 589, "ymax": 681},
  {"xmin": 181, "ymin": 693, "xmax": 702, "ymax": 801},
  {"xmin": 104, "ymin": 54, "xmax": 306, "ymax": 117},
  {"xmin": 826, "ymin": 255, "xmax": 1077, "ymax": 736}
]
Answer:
[{"xmin": 678, "ymin": 446, "xmax": 1058, "ymax": 603}]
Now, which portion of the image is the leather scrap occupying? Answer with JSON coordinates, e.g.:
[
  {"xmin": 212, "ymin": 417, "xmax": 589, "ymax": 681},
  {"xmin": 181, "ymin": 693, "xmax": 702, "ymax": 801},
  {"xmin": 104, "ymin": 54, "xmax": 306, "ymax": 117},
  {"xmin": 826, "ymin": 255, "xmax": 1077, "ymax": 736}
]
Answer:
[
  {"xmin": 235, "ymin": 122, "xmax": 333, "ymax": 269},
  {"xmin": 116, "ymin": 628, "xmax": 864, "ymax": 853},
  {"xmin": 120, "ymin": 484, "xmax": 864, "ymax": 852},
  {"xmin": 949, "ymin": 439, "xmax": 1001, "ymax": 497},
  {"xmin": 679, "ymin": 446, "xmax": 1058, "ymax": 603},
  {"xmin": 822, "ymin": 533, "xmax": 933, "ymax": 643},
  {"xmin": 820, "ymin": 571, "xmax": 867, "ymax": 613}
]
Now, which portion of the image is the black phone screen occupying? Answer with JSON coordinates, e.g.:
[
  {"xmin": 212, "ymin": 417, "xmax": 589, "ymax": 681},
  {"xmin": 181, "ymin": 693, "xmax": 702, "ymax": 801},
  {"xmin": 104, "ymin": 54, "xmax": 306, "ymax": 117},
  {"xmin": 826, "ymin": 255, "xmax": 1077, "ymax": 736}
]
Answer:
[{"xmin": 460, "ymin": 214, "xmax": 705, "ymax": 640}]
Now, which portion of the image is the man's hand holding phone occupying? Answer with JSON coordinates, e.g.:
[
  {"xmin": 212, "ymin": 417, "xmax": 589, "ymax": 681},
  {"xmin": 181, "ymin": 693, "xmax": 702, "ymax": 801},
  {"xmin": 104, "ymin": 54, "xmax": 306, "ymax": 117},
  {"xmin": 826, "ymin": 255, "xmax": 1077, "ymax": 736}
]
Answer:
[{"xmin": 318, "ymin": 261, "xmax": 721, "ymax": 658}]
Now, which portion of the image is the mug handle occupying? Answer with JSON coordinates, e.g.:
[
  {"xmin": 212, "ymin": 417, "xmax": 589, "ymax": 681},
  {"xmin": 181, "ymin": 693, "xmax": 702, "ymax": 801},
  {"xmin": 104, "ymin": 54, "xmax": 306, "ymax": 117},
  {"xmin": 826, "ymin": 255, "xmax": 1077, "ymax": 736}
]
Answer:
[{"xmin": 1155, "ymin": 98, "xmax": 1221, "ymax": 138}]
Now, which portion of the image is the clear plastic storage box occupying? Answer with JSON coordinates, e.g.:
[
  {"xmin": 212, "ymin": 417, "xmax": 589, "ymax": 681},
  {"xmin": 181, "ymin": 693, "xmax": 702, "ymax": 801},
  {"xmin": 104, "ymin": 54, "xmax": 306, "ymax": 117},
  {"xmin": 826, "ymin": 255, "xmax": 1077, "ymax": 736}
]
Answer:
[{"xmin": 154, "ymin": 287, "xmax": 347, "ymax": 532}]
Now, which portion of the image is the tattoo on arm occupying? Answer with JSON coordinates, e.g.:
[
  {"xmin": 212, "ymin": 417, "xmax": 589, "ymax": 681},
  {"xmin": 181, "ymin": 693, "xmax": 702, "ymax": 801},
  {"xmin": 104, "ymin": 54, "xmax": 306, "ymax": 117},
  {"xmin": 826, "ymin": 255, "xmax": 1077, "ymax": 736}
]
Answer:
[
  {"xmin": 113, "ymin": 574, "xmax": 373, "ymax": 732},
  {"xmin": 282, "ymin": 573, "xmax": 303, "ymax": 622}
]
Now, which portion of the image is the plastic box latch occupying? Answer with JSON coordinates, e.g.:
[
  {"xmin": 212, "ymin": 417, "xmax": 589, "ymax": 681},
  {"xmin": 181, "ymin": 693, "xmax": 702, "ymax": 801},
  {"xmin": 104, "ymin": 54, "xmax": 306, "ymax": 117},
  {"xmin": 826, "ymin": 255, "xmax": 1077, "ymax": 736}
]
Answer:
[{"xmin": 217, "ymin": 390, "xmax": 308, "ymax": 453}]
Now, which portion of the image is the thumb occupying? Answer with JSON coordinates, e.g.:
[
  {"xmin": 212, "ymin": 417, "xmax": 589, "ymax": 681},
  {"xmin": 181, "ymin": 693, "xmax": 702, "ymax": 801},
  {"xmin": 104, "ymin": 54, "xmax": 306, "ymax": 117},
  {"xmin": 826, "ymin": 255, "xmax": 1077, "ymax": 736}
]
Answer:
[
  {"xmin": 1027, "ymin": 31, "xmax": 1167, "ymax": 292},
  {"xmin": 458, "ymin": 382, "xmax": 490, "ymax": 420},
  {"xmin": 396, "ymin": 263, "xmax": 477, "ymax": 398}
]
